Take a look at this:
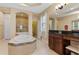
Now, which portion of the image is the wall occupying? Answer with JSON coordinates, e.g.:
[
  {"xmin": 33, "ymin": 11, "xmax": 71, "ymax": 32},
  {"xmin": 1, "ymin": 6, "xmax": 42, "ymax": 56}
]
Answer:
[
  {"xmin": 3, "ymin": 14, "xmax": 11, "ymax": 39},
  {"xmin": 0, "ymin": 12, "xmax": 3, "ymax": 40},
  {"xmin": 56, "ymin": 13, "xmax": 79, "ymax": 30},
  {"xmin": 9, "ymin": 9, "xmax": 16, "ymax": 39}
]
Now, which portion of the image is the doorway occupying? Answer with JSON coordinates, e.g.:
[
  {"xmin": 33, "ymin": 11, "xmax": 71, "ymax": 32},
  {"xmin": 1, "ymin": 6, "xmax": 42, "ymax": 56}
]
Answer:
[{"xmin": 32, "ymin": 20, "xmax": 38, "ymax": 37}]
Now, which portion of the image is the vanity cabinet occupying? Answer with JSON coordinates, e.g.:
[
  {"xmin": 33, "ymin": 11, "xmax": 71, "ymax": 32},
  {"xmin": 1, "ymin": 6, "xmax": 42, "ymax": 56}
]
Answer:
[
  {"xmin": 49, "ymin": 31, "xmax": 70, "ymax": 55},
  {"xmin": 49, "ymin": 34, "xmax": 53, "ymax": 49},
  {"xmin": 53, "ymin": 35, "xmax": 64, "ymax": 54},
  {"xmin": 49, "ymin": 34, "xmax": 64, "ymax": 54}
]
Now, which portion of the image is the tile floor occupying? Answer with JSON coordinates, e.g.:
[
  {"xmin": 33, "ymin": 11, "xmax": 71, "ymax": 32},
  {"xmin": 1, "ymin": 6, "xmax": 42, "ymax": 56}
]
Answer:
[
  {"xmin": 0, "ymin": 39, "xmax": 58, "ymax": 55},
  {"xmin": 32, "ymin": 39, "xmax": 58, "ymax": 55},
  {"xmin": 0, "ymin": 39, "xmax": 8, "ymax": 55}
]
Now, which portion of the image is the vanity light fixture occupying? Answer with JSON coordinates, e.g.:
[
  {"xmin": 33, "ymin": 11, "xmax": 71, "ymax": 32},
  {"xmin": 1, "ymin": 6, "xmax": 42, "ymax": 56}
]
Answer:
[
  {"xmin": 55, "ymin": 3, "xmax": 68, "ymax": 10},
  {"xmin": 70, "ymin": 8, "xmax": 74, "ymax": 10}
]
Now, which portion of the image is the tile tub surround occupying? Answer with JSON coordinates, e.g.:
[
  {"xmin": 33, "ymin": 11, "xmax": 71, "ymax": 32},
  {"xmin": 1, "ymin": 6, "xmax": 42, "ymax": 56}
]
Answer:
[
  {"xmin": 8, "ymin": 40, "xmax": 36, "ymax": 55},
  {"xmin": 8, "ymin": 34, "xmax": 37, "ymax": 55}
]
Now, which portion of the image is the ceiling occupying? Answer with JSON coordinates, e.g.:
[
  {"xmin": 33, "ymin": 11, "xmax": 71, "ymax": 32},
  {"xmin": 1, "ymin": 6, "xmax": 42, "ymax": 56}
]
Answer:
[
  {"xmin": 0, "ymin": 3, "xmax": 52, "ymax": 14},
  {"xmin": 52, "ymin": 3, "xmax": 79, "ymax": 17},
  {"xmin": 0, "ymin": 3, "xmax": 79, "ymax": 17}
]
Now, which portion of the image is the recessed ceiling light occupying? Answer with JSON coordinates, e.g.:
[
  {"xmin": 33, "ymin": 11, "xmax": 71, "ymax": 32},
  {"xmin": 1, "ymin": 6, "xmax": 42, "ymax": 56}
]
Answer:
[
  {"xmin": 56, "ymin": 13, "xmax": 58, "ymax": 14},
  {"xmin": 20, "ymin": 3, "xmax": 28, "ymax": 7},
  {"xmin": 70, "ymin": 8, "xmax": 74, "ymax": 10},
  {"xmin": 57, "ymin": 4, "xmax": 61, "ymax": 8},
  {"xmin": 55, "ymin": 6, "xmax": 58, "ymax": 10},
  {"xmin": 60, "ymin": 3, "xmax": 65, "ymax": 6},
  {"xmin": 56, "ymin": 13, "xmax": 59, "ymax": 15},
  {"xmin": 77, "ymin": 16, "xmax": 79, "ymax": 18}
]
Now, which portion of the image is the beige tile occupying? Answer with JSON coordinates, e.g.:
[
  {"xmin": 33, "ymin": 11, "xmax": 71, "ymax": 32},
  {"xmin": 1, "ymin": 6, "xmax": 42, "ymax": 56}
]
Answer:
[
  {"xmin": 0, "ymin": 39, "xmax": 58, "ymax": 55},
  {"xmin": 32, "ymin": 39, "xmax": 58, "ymax": 55},
  {"xmin": 0, "ymin": 39, "xmax": 8, "ymax": 55},
  {"xmin": 8, "ymin": 41, "xmax": 36, "ymax": 55}
]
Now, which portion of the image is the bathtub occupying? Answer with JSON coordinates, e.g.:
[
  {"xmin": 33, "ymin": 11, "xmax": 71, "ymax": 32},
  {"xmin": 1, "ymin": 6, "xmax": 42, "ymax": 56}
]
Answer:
[{"xmin": 8, "ymin": 32, "xmax": 36, "ymax": 55}]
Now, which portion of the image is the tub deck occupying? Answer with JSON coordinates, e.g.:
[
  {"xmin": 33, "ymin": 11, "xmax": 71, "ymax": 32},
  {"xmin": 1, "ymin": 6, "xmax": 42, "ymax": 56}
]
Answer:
[{"xmin": 8, "ymin": 34, "xmax": 36, "ymax": 55}]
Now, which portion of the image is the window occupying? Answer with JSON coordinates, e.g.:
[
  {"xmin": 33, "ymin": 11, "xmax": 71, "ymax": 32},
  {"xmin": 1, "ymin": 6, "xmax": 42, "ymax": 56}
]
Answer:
[
  {"xmin": 72, "ymin": 20, "xmax": 79, "ymax": 30},
  {"xmin": 40, "ymin": 14, "xmax": 47, "ymax": 32}
]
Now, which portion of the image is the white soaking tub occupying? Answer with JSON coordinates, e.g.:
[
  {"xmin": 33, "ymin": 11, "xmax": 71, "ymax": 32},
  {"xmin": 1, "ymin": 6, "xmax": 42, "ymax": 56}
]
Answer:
[{"xmin": 8, "ymin": 33, "xmax": 36, "ymax": 55}]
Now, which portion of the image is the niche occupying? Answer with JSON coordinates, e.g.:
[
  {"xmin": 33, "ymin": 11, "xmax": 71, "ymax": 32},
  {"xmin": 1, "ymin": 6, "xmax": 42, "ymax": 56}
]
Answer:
[{"xmin": 16, "ymin": 12, "xmax": 28, "ymax": 32}]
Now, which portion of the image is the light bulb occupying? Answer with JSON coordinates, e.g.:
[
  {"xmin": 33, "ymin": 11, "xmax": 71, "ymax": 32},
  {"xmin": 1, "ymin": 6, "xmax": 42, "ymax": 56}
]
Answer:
[
  {"xmin": 55, "ymin": 6, "xmax": 58, "ymax": 10},
  {"xmin": 60, "ymin": 3, "xmax": 64, "ymax": 6},
  {"xmin": 57, "ymin": 4, "xmax": 61, "ymax": 8}
]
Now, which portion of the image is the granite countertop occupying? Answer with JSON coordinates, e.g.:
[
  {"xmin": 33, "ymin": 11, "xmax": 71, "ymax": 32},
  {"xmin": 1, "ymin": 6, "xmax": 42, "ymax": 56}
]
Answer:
[
  {"xmin": 63, "ymin": 35, "xmax": 79, "ymax": 42},
  {"xmin": 49, "ymin": 30, "xmax": 79, "ymax": 41},
  {"xmin": 66, "ymin": 45, "xmax": 79, "ymax": 55}
]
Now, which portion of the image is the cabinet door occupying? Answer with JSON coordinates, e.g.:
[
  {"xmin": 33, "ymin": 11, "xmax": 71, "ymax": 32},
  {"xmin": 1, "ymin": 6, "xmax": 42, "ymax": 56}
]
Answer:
[
  {"xmin": 56, "ymin": 37, "xmax": 63, "ymax": 54},
  {"xmin": 53, "ymin": 36, "xmax": 56, "ymax": 50},
  {"xmin": 53, "ymin": 35, "xmax": 63, "ymax": 54},
  {"xmin": 49, "ymin": 34, "xmax": 53, "ymax": 49}
]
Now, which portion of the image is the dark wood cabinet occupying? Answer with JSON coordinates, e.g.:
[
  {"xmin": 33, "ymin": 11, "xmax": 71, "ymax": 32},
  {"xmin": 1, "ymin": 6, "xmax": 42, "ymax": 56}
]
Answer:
[
  {"xmin": 49, "ymin": 34, "xmax": 64, "ymax": 54},
  {"xmin": 49, "ymin": 33, "xmax": 70, "ymax": 55},
  {"xmin": 49, "ymin": 34, "xmax": 53, "ymax": 49},
  {"xmin": 49, "ymin": 30, "xmax": 79, "ymax": 55}
]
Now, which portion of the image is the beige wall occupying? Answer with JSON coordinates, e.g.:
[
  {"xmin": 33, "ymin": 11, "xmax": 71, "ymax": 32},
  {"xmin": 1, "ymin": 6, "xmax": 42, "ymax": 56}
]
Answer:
[
  {"xmin": 0, "ymin": 12, "xmax": 3, "ymax": 39},
  {"xmin": 10, "ymin": 12, "xmax": 16, "ymax": 39},
  {"xmin": 9, "ymin": 9, "xmax": 39, "ymax": 38},
  {"xmin": 56, "ymin": 13, "xmax": 79, "ymax": 30}
]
